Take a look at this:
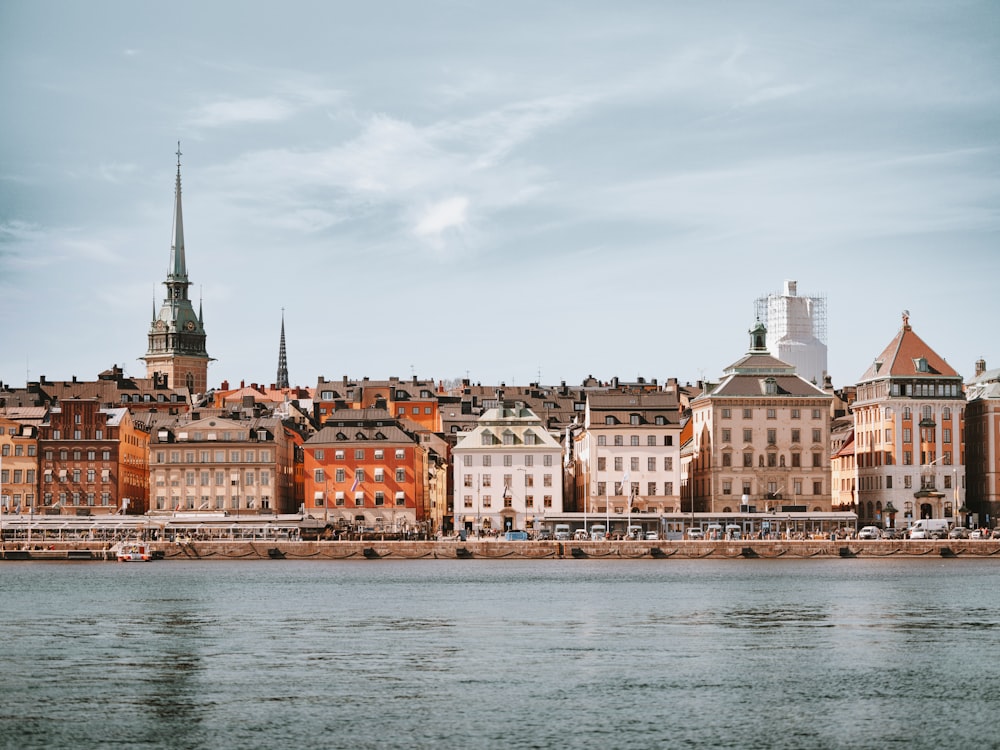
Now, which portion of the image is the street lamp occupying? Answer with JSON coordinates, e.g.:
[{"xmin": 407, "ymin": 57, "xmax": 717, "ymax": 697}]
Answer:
[{"xmin": 884, "ymin": 501, "xmax": 898, "ymax": 530}]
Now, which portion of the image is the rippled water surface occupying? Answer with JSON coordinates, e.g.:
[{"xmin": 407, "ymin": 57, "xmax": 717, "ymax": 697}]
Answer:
[{"xmin": 2, "ymin": 559, "xmax": 998, "ymax": 749}]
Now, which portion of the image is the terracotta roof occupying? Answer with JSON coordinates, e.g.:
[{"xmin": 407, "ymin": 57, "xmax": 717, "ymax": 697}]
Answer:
[{"xmin": 859, "ymin": 317, "xmax": 959, "ymax": 382}]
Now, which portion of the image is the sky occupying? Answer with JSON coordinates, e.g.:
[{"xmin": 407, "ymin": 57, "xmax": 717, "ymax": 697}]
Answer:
[{"xmin": 2, "ymin": 1, "xmax": 998, "ymax": 393}]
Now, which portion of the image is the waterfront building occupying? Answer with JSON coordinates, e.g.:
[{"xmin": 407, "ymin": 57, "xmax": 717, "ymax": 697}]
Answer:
[
  {"xmin": 148, "ymin": 413, "xmax": 298, "ymax": 514},
  {"xmin": 964, "ymin": 358, "xmax": 1000, "ymax": 527},
  {"xmin": 452, "ymin": 399, "xmax": 564, "ymax": 534},
  {"xmin": 755, "ymin": 279, "xmax": 828, "ymax": 386},
  {"xmin": 829, "ymin": 418, "xmax": 857, "ymax": 513},
  {"xmin": 574, "ymin": 390, "xmax": 683, "ymax": 517},
  {"xmin": 0, "ymin": 414, "xmax": 40, "ymax": 513},
  {"xmin": 142, "ymin": 147, "xmax": 211, "ymax": 394},
  {"xmin": 302, "ymin": 409, "xmax": 431, "ymax": 534},
  {"xmin": 688, "ymin": 321, "xmax": 834, "ymax": 514},
  {"xmin": 851, "ymin": 312, "xmax": 965, "ymax": 527},
  {"xmin": 38, "ymin": 399, "xmax": 149, "ymax": 515}
]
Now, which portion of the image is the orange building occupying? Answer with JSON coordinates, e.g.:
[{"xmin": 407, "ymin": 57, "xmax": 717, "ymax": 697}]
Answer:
[{"xmin": 303, "ymin": 409, "xmax": 430, "ymax": 535}]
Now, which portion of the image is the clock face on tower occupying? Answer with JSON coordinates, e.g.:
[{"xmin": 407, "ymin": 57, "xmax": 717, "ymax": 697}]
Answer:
[
  {"xmin": 185, "ymin": 320, "xmax": 196, "ymax": 331},
  {"xmin": 155, "ymin": 320, "xmax": 166, "ymax": 331}
]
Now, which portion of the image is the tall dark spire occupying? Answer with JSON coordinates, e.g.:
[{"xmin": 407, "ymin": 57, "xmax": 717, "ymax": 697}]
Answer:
[
  {"xmin": 276, "ymin": 309, "xmax": 289, "ymax": 389},
  {"xmin": 169, "ymin": 142, "xmax": 187, "ymax": 281}
]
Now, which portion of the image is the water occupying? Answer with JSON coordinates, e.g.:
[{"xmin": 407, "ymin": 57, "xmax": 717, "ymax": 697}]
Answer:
[{"xmin": 1, "ymin": 559, "xmax": 998, "ymax": 750}]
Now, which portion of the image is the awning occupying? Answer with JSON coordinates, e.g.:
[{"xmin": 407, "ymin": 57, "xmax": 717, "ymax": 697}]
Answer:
[
  {"xmin": 335, "ymin": 491, "xmax": 345, "ymax": 500},
  {"xmin": 313, "ymin": 491, "xmax": 324, "ymax": 500},
  {"xmin": 395, "ymin": 491, "xmax": 405, "ymax": 500}
]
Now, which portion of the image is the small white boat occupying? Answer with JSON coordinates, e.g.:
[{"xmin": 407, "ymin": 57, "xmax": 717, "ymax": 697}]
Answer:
[{"xmin": 116, "ymin": 541, "xmax": 153, "ymax": 562}]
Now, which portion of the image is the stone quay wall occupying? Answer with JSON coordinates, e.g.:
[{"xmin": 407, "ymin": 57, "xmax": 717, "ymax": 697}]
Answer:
[{"xmin": 6, "ymin": 539, "xmax": 1000, "ymax": 561}]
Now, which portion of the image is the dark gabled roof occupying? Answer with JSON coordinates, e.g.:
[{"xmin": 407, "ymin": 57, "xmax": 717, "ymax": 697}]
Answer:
[{"xmin": 706, "ymin": 374, "xmax": 828, "ymax": 398}]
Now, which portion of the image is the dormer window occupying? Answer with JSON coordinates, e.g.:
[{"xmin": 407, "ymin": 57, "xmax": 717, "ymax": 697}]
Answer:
[
  {"xmin": 765, "ymin": 378, "xmax": 778, "ymax": 395},
  {"xmin": 630, "ymin": 414, "xmax": 640, "ymax": 426},
  {"xmin": 605, "ymin": 416, "xmax": 616, "ymax": 425},
  {"xmin": 914, "ymin": 357, "xmax": 929, "ymax": 373}
]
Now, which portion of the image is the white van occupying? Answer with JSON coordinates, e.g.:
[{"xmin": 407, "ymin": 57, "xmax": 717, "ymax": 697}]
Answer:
[
  {"xmin": 590, "ymin": 524, "xmax": 607, "ymax": 541},
  {"xmin": 554, "ymin": 524, "xmax": 571, "ymax": 540},
  {"xmin": 627, "ymin": 525, "xmax": 643, "ymax": 540},
  {"xmin": 908, "ymin": 519, "xmax": 950, "ymax": 539}
]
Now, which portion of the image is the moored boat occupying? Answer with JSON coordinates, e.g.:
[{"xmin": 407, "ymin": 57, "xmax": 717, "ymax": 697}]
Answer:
[{"xmin": 116, "ymin": 541, "xmax": 153, "ymax": 562}]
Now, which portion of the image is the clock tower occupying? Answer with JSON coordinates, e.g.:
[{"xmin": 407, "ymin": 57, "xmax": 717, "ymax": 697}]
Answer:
[{"xmin": 142, "ymin": 144, "xmax": 211, "ymax": 393}]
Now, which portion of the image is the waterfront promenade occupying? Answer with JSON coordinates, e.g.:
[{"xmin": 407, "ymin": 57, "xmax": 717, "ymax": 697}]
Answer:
[{"xmin": 4, "ymin": 538, "xmax": 1000, "ymax": 560}]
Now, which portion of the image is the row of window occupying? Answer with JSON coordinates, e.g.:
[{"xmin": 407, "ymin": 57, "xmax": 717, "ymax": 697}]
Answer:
[
  {"xmin": 1, "ymin": 469, "xmax": 37, "ymax": 483},
  {"xmin": 597, "ymin": 457, "xmax": 674, "ymax": 472},
  {"xmin": 459, "ymin": 454, "xmax": 556, "ymax": 467},
  {"xmin": 721, "ymin": 428, "xmax": 823, "ymax": 444},
  {"xmin": 594, "ymin": 481, "xmax": 674, "ymax": 496},
  {"xmin": 43, "ymin": 469, "xmax": 107, "ymax": 483},
  {"xmin": 721, "ymin": 452, "xmax": 824, "ymax": 468},
  {"xmin": 316, "ymin": 468, "xmax": 406, "ymax": 483},
  {"xmin": 720, "ymin": 480, "xmax": 824, "ymax": 496},
  {"xmin": 462, "ymin": 495, "xmax": 555, "ymax": 508},
  {"xmin": 857, "ymin": 405, "xmax": 957, "ymax": 422},
  {"xmin": 43, "ymin": 492, "xmax": 113, "ymax": 506},
  {"xmin": 315, "ymin": 493, "xmax": 407, "ymax": 507},
  {"xmin": 462, "ymin": 473, "xmax": 555, "ymax": 488},
  {"xmin": 1, "ymin": 444, "xmax": 37, "ymax": 457},
  {"xmin": 595, "ymin": 435, "xmax": 674, "ymax": 446},
  {"xmin": 853, "ymin": 451, "xmax": 953, "ymax": 468},
  {"xmin": 890, "ymin": 382, "xmax": 961, "ymax": 398},
  {"xmin": 313, "ymin": 448, "xmax": 406, "ymax": 461},
  {"xmin": 154, "ymin": 450, "xmax": 274, "ymax": 463},
  {"xmin": 153, "ymin": 495, "xmax": 272, "ymax": 511},
  {"xmin": 44, "ymin": 450, "xmax": 112, "ymax": 461},
  {"xmin": 153, "ymin": 470, "xmax": 272, "ymax": 487},
  {"xmin": 720, "ymin": 408, "xmax": 824, "ymax": 420}
]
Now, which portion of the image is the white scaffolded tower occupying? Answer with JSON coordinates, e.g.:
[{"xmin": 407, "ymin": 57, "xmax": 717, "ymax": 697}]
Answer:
[{"xmin": 754, "ymin": 280, "xmax": 828, "ymax": 385}]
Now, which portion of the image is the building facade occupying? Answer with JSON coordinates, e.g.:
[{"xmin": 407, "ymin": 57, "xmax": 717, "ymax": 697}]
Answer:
[
  {"xmin": 302, "ymin": 409, "xmax": 430, "ymax": 534},
  {"xmin": 851, "ymin": 313, "xmax": 965, "ymax": 527},
  {"xmin": 452, "ymin": 402, "xmax": 564, "ymax": 534},
  {"xmin": 688, "ymin": 322, "xmax": 834, "ymax": 514},
  {"xmin": 963, "ymin": 358, "xmax": 999, "ymax": 527},
  {"xmin": 575, "ymin": 391, "xmax": 682, "ymax": 516},
  {"xmin": 0, "ymin": 415, "xmax": 40, "ymax": 513},
  {"xmin": 149, "ymin": 414, "xmax": 297, "ymax": 514}
]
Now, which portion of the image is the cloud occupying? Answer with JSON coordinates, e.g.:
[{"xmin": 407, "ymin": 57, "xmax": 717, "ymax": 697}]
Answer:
[
  {"xmin": 189, "ymin": 96, "xmax": 296, "ymax": 128},
  {"xmin": 414, "ymin": 196, "xmax": 469, "ymax": 237}
]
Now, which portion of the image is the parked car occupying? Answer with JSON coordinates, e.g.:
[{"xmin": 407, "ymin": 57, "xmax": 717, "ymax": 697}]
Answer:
[
  {"xmin": 948, "ymin": 527, "xmax": 970, "ymax": 539},
  {"xmin": 645, "ymin": 531, "xmax": 660, "ymax": 541},
  {"xmin": 991, "ymin": 528, "xmax": 1000, "ymax": 539},
  {"xmin": 573, "ymin": 529, "xmax": 589, "ymax": 541},
  {"xmin": 969, "ymin": 529, "xmax": 983, "ymax": 540},
  {"xmin": 686, "ymin": 528, "xmax": 704, "ymax": 540},
  {"xmin": 882, "ymin": 527, "xmax": 902, "ymax": 540},
  {"xmin": 536, "ymin": 528, "xmax": 553, "ymax": 541},
  {"xmin": 858, "ymin": 526, "xmax": 882, "ymax": 540},
  {"xmin": 909, "ymin": 528, "xmax": 929, "ymax": 539}
]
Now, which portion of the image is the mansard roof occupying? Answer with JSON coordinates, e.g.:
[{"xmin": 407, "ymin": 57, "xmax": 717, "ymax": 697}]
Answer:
[{"xmin": 858, "ymin": 312, "xmax": 960, "ymax": 383}]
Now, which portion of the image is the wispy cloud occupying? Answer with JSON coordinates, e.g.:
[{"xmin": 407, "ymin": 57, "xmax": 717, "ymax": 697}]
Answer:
[
  {"xmin": 187, "ymin": 83, "xmax": 344, "ymax": 128},
  {"xmin": 414, "ymin": 196, "xmax": 469, "ymax": 237}
]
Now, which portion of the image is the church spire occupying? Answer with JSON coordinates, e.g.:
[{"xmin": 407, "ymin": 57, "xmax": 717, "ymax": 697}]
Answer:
[
  {"xmin": 276, "ymin": 309, "xmax": 290, "ymax": 389},
  {"xmin": 169, "ymin": 142, "xmax": 187, "ymax": 280}
]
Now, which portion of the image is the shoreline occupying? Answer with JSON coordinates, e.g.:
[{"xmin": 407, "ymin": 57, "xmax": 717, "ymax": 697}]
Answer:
[{"xmin": 3, "ymin": 538, "xmax": 1000, "ymax": 561}]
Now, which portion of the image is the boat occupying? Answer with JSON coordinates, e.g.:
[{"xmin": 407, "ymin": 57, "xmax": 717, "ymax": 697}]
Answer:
[{"xmin": 116, "ymin": 541, "xmax": 153, "ymax": 562}]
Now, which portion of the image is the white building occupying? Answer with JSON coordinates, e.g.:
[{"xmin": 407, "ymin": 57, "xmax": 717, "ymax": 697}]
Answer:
[
  {"xmin": 452, "ymin": 402, "xmax": 564, "ymax": 534},
  {"xmin": 755, "ymin": 280, "xmax": 828, "ymax": 386}
]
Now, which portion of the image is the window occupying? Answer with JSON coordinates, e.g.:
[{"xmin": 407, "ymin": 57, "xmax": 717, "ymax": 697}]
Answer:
[
  {"xmin": 396, "ymin": 468, "xmax": 406, "ymax": 482},
  {"xmin": 374, "ymin": 449, "xmax": 384, "ymax": 460},
  {"xmin": 355, "ymin": 449, "xmax": 365, "ymax": 460},
  {"xmin": 791, "ymin": 453, "xmax": 801, "ymax": 467},
  {"xmin": 463, "ymin": 455, "xmax": 472, "ymax": 467},
  {"xmin": 812, "ymin": 410, "xmax": 821, "ymax": 419},
  {"xmin": 630, "ymin": 457, "xmax": 639, "ymax": 471},
  {"xmin": 722, "ymin": 453, "xmax": 732, "ymax": 467},
  {"xmin": 813, "ymin": 481, "xmax": 822, "ymax": 495},
  {"xmin": 464, "ymin": 496, "xmax": 473, "ymax": 508},
  {"xmin": 503, "ymin": 455, "xmax": 512, "ymax": 467},
  {"xmin": 524, "ymin": 474, "xmax": 534, "ymax": 487},
  {"xmin": 525, "ymin": 455, "xmax": 534, "ymax": 467},
  {"xmin": 336, "ymin": 468, "xmax": 346, "ymax": 482},
  {"xmin": 482, "ymin": 475, "xmax": 492, "ymax": 487},
  {"xmin": 647, "ymin": 457, "xmax": 656, "ymax": 471},
  {"xmin": 743, "ymin": 409, "xmax": 752, "ymax": 419},
  {"xmin": 791, "ymin": 409, "xmax": 800, "ymax": 419},
  {"xmin": 543, "ymin": 474, "xmax": 552, "ymax": 487},
  {"xmin": 767, "ymin": 409, "xmax": 776, "ymax": 419},
  {"xmin": 812, "ymin": 453, "xmax": 822, "ymax": 467},
  {"xmin": 597, "ymin": 457, "xmax": 606, "ymax": 471},
  {"xmin": 722, "ymin": 408, "xmax": 731, "ymax": 419},
  {"xmin": 597, "ymin": 435, "xmax": 607, "ymax": 446},
  {"xmin": 374, "ymin": 492, "xmax": 385, "ymax": 506},
  {"xmin": 614, "ymin": 435, "xmax": 623, "ymax": 446},
  {"xmin": 630, "ymin": 435, "xmax": 640, "ymax": 446},
  {"xmin": 791, "ymin": 429, "xmax": 800, "ymax": 443},
  {"xmin": 648, "ymin": 482, "xmax": 657, "ymax": 496},
  {"xmin": 314, "ymin": 469, "xmax": 325, "ymax": 482},
  {"xmin": 543, "ymin": 455, "xmax": 553, "ymax": 467},
  {"xmin": 812, "ymin": 429, "xmax": 821, "ymax": 443},
  {"xmin": 597, "ymin": 482, "xmax": 606, "ymax": 496},
  {"xmin": 744, "ymin": 453, "xmax": 753, "ymax": 467},
  {"xmin": 647, "ymin": 435, "xmax": 657, "ymax": 446},
  {"xmin": 743, "ymin": 429, "xmax": 753, "ymax": 443},
  {"xmin": 374, "ymin": 469, "xmax": 384, "ymax": 482},
  {"xmin": 482, "ymin": 495, "xmax": 492, "ymax": 508},
  {"xmin": 767, "ymin": 429, "xmax": 776, "ymax": 445},
  {"xmin": 315, "ymin": 449, "xmax": 325, "ymax": 461},
  {"xmin": 630, "ymin": 414, "xmax": 640, "ymax": 426},
  {"xmin": 614, "ymin": 457, "xmax": 623, "ymax": 471},
  {"xmin": 767, "ymin": 453, "xmax": 777, "ymax": 467},
  {"xmin": 722, "ymin": 481, "xmax": 732, "ymax": 495},
  {"xmin": 482, "ymin": 455, "xmax": 491, "ymax": 467},
  {"xmin": 722, "ymin": 429, "xmax": 731, "ymax": 443}
]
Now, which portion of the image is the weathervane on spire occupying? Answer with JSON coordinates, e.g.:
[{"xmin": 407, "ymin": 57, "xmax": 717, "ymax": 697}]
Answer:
[{"xmin": 176, "ymin": 141, "xmax": 182, "ymax": 169}]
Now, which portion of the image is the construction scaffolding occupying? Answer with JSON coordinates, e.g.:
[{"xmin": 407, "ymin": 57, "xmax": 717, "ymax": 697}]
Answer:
[{"xmin": 754, "ymin": 280, "xmax": 828, "ymax": 384}]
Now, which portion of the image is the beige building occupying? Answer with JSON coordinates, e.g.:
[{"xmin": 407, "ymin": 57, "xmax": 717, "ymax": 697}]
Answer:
[
  {"xmin": 851, "ymin": 313, "xmax": 965, "ymax": 528},
  {"xmin": 0, "ymin": 414, "xmax": 40, "ymax": 513},
  {"xmin": 688, "ymin": 322, "xmax": 834, "ymax": 513},
  {"xmin": 575, "ymin": 390, "xmax": 683, "ymax": 516}
]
